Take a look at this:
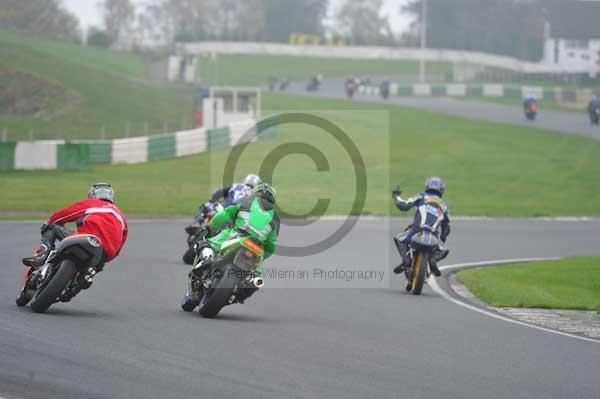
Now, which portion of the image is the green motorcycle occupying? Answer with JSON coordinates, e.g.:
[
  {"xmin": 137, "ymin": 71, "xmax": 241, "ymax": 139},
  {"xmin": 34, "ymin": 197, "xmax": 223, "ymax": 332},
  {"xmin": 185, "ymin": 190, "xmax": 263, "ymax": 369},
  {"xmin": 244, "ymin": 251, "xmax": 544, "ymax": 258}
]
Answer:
[{"xmin": 182, "ymin": 188, "xmax": 278, "ymax": 318}]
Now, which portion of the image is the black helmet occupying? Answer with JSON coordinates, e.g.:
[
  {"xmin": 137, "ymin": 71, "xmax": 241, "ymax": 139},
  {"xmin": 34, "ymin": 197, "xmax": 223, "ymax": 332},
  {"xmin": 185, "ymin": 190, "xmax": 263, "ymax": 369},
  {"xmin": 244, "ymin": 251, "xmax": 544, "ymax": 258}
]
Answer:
[{"xmin": 252, "ymin": 183, "xmax": 276, "ymax": 204}]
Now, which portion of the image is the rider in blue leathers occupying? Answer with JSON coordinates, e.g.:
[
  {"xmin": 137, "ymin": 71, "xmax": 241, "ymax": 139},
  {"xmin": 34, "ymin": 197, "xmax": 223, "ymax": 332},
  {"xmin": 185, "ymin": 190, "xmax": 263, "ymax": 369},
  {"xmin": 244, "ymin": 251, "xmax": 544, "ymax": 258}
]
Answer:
[
  {"xmin": 209, "ymin": 174, "xmax": 262, "ymax": 207},
  {"xmin": 186, "ymin": 174, "xmax": 262, "ymax": 234},
  {"xmin": 392, "ymin": 177, "xmax": 451, "ymax": 277}
]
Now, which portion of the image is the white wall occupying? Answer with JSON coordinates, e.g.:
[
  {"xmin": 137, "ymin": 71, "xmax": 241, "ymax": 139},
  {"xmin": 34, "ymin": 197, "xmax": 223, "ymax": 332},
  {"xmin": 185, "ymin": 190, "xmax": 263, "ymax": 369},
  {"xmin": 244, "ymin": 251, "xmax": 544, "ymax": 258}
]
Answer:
[{"xmin": 178, "ymin": 41, "xmax": 595, "ymax": 74}]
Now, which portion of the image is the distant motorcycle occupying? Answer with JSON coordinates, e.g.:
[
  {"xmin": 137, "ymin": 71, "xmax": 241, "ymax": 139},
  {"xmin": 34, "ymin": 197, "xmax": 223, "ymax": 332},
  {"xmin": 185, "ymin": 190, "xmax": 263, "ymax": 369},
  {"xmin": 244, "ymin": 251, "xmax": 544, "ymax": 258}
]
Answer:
[
  {"xmin": 523, "ymin": 98, "xmax": 538, "ymax": 121},
  {"xmin": 589, "ymin": 105, "xmax": 600, "ymax": 125},
  {"xmin": 268, "ymin": 76, "xmax": 278, "ymax": 92},
  {"xmin": 183, "ymin": 201, "xmax": 222, "ymax": 265},
  {"xmin": 306, "ymin": 75, "xmax": 321, "ymax": 92},
  {"xmin": 380, "ymin": 81, "xmax": 390, "ymax": 100},
  {"xmin": 279, "ymin": 77, "xmax": 290, "ymax": 91},
  {"xmin": 16, "ymin": 234, "xmax": 105, "ymax": 313},
  {"xmin": 345, "ymin": 79, "xmax": 357, "ymax": 99}
]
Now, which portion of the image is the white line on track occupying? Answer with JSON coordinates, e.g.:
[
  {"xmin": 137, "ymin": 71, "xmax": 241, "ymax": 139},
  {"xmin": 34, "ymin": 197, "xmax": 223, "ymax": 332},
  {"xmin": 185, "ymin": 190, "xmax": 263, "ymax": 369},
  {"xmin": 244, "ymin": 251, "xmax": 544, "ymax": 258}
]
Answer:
[{"xmin": 429, "ymin": 258, "xmax": 600, "ymax": 344}]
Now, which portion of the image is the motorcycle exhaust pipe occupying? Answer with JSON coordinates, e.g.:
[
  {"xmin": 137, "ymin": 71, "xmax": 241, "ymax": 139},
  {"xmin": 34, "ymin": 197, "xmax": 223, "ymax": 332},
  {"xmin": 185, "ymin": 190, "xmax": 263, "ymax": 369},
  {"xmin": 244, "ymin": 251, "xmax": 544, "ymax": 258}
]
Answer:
[{"xmin": 250, "ymin": 277, "xmax": 264, "ymax": 289}]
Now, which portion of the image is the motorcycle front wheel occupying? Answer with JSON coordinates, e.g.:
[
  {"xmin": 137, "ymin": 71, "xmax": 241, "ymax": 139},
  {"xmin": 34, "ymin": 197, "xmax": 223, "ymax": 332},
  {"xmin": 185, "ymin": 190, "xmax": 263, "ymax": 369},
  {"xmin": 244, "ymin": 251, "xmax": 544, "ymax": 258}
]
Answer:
[
  {"xmin": 30, "ymin": 259, "xmax": 77, "ymax": 313},
  {"xmin": 410, "ymin": 251, "xmax": 429, "ymax": 295},
  {"xmin": 198, "ymin": 265, "xmax": 243, "ymax": 318}
]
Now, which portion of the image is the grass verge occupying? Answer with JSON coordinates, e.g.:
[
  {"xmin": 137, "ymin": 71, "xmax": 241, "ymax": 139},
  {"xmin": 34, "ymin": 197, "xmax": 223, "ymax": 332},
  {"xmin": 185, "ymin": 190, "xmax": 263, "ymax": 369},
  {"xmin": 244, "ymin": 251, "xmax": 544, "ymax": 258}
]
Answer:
[
  {"xmin": 457, "ymin": 257, "xmax": 600, "ymax": 312},
  {"xmin": 197, "ymin": 54, "xmax": 451, "ymax": 86},
  {"xmin": 1, "ymin": 93, "xmax": 600, "ymax": 216},
  {"xmin": 0, "ymin": 30, "xmax": 194, "ymax": 140}
]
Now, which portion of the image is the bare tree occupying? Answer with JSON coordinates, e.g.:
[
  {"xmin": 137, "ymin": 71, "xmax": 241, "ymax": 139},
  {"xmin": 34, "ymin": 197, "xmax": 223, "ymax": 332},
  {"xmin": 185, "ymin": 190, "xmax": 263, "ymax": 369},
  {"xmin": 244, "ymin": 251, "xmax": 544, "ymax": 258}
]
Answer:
[
  {"xmin": 0, "ymin": 0, "xmax": 81, "ymax": 42},
  {"xmin": 99, "ymin": 0, "xmax": 135, "ymax": 45},
  {"xmin": 336, "ymin": 0, "xmax": 393, "ymax": 46},
  {"xmin": 138, "ymin": 0, "xmax": 211, "ymax": 44},
  {"xmin": 206, "ymin": 0, "xmax": 265, "ymax": 41}
]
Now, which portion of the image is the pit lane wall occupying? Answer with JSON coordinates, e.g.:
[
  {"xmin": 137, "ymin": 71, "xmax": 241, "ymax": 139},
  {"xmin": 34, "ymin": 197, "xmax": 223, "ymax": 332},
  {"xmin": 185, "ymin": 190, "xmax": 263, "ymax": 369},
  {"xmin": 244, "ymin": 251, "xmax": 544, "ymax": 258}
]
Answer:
[
  {"xmin": 0, "ymin": 119, "xmax": 272, "ymax": 171},
  {"xmin": 359, "ymin": 83, "xmax": 597, "ymax": 103}
]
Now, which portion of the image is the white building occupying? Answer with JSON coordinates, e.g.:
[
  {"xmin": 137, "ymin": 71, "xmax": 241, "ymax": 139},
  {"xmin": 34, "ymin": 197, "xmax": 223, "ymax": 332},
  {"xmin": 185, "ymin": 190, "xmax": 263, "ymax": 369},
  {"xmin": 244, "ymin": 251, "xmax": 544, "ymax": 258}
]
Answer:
[{"xmin": 542, "ymin": 1, "xmax": 600, "ymax": 76}]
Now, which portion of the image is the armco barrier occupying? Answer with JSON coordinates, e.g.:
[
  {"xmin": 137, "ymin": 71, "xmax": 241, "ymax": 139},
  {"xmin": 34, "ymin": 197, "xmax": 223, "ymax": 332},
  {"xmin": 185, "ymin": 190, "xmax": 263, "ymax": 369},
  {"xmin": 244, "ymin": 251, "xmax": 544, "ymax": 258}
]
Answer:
[
  {"xmin": 148, "ymin": 133, "xmax": 176, "ymax": 161},
  {"xmin": 357, "ymin": 83, "xmax": 596, "ymax": 102},
  {"xmin": 175, "ymin": 129, "xmax": 206, "ymax": 157},
  {"xmin": 57, "ymin": 143, "xmax": 90, "ymax": 170},
  {"xmin": 112, "ymin": 136, "xmax": 149, "ymax": 164},
  {"xmin": 89, "ymin": 141, "xmax": 112, "ymax": 164},
  {"xmin": 15, "ymin": 141, "xmax": 63, "ymax": 170},
  {"xmin": 0, "ymin": 118, "xmax": 275, "ymax": 171},
  {"xmin": 0, "ymin": 142, "xmax": 15, "ymax": 171},
  {"xmin": 207, "ymin": 127, "xmax": 230, "ymax": 150}
]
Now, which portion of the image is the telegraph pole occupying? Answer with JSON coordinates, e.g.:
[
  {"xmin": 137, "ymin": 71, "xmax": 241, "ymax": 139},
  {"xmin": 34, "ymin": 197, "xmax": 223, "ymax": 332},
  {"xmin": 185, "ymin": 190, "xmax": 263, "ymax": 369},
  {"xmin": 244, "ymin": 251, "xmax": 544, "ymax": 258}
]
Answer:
[{"xmin": 419, "ymin": 0, "xmax": 427, "ymax": 83}]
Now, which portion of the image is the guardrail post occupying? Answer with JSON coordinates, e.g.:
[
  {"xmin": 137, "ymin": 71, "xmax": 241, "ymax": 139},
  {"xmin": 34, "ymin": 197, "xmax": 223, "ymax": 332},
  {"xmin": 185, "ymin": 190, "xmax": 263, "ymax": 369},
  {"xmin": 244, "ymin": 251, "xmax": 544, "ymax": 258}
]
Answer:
[{"xmin": 2, "ymin": 128, "xmax": 6, "ymax": 142}]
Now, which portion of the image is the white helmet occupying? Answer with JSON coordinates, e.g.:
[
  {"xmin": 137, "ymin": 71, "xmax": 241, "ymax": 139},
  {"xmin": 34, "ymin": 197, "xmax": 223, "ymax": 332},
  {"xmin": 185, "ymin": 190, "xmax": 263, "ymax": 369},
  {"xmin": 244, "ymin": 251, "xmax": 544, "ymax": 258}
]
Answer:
[
  {"xmin": 243, "ymin": 174, "xmax": 261, "ymax": 188},
  {"xmin": 88, "ymin": 182, "xmax": 114, "ymax": 203}
]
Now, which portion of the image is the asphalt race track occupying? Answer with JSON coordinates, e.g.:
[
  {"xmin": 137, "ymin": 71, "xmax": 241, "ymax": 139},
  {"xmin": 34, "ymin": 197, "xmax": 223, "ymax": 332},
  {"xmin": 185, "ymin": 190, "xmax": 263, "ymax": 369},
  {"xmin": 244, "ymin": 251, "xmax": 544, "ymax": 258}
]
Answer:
[
  {"xmin": 287, "ymin": 79, "xmax": 600, "ymax": 140},
  {"xmin": 1, "ymin": 218, "xmax": 599, "ymax": 399}
]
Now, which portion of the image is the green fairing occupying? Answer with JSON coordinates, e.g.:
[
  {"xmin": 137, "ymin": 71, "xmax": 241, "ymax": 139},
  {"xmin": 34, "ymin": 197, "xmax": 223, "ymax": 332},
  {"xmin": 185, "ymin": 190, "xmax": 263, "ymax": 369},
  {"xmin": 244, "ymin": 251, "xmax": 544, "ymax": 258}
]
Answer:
[{"xmin": 207, "ymin": 198, "xmax": 279, "ymax": 275}]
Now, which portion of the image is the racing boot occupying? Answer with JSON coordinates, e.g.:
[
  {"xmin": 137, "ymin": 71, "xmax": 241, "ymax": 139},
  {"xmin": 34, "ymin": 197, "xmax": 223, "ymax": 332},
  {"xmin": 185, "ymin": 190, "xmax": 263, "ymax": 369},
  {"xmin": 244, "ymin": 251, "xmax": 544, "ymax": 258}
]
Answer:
[
  {"xmin": 182, "ymin": 244, "xmax": 214, "ymax": 311},
  {"xmin": 181, "ymin": 274, "xmax": 203, "ymax": 311},
  {"xmin": 190, "ymin": 243, "xmax": 215, "ymax": 278},
  {"xmin": 393, "ymin": 240, "xmax": 411, "ymax": 274},
  {"xmin": 428, "ymin": 246, "xmax": 449, "ymax": 277},
  {"xmin": 22, "ymin": 242, "xmax": 51, "ymax": 268}
]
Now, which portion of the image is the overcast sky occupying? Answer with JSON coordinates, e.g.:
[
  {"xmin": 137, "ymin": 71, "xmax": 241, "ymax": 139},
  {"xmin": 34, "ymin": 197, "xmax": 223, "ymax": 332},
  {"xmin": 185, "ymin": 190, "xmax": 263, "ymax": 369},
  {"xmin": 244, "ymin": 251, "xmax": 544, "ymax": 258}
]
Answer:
[{"xmin": 61, "ymin": 0, "xmax": 412, "ymax": 34}]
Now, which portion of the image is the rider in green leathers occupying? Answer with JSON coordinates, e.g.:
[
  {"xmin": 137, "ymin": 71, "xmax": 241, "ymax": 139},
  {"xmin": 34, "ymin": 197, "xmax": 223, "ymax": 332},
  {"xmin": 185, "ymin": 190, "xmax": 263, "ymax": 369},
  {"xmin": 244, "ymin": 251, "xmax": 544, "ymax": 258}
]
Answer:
[{"xmin": 182, "ymin": 183, "xmax": 279, "ymax": 311}]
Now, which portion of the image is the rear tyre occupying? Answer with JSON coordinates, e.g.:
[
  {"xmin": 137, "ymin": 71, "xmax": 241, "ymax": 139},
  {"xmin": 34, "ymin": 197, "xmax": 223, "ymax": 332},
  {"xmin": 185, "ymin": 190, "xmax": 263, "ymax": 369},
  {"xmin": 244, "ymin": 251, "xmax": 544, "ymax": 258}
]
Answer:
[
  {"xmin": 198, "ymin": 265, "xmax": 241, "ymax": 318},
  {"xmin": 411, "ymin": 252, "xmax": 429, "ymax": 295},
  {"xmin": 182, "ymin": 247, "xmax": 196, "ymax": 265},
  {"xmin": 30, "ymin": 260, "xmax": 77, "ymax": 313}
]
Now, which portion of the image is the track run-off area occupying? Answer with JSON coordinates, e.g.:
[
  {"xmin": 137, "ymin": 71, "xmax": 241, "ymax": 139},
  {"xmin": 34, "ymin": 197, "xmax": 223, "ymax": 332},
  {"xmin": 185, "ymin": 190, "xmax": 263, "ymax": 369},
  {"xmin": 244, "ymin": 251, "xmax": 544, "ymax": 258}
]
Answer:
[{"xmin": 1, "ymin": 217, "xmax": 599, "ymax": 399}]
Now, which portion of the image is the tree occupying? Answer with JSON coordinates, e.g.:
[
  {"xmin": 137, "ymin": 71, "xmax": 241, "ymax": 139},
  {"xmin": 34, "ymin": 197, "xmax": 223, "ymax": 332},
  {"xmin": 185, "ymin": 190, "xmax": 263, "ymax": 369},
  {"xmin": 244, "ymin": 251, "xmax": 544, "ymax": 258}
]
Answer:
[
  {"xmin": 402, "ymin": 0, "xmax": 545, "ymax": 61},
  {"xmin": 261, "ymin": 0, "xmax": 329, "ymax": 42},
  {"xmin": 100, "ymin": 0, "xmax": 135, "ymax": 45},
  {"xmin": 335, "ymin": 0, "xmax": 394, "ymax": 46},
  {"xmin": 206, "ymin": 0, "xmax": 265, "ymax": 41},
  {"xmin": 0, "ymin": 0, "xmax": 81, "ymax": 42},
  {"xmin": 87, "ymin": 27, "xmax": 113, "ymax": 48},
  {"xmin": 138, "ymin": 0, "xmax": 211, "ymax": 45}
]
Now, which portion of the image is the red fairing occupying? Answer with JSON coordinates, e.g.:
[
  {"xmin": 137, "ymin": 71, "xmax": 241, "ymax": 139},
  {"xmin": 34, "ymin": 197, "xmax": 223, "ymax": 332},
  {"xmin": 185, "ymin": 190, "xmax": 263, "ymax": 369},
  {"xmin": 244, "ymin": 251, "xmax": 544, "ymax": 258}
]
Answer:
[{"xmin": 48, "ymin": 199, "xmax": 128, "ymax": 262}]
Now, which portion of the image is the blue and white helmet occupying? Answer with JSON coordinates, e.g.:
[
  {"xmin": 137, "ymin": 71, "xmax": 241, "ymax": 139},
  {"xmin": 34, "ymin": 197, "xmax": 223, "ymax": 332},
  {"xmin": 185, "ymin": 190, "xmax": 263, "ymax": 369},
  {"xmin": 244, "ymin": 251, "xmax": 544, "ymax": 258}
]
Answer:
[
  {"xmin": 243, "ymin": 174, "xmax": 262, "ymax": 188},
  {"xmin": 425, "ymin": 176, "xmax": 446, "ymax": 196},
  {"xmin": 88, "ymin": 182, "xmax": 114, "ymax": 203}
]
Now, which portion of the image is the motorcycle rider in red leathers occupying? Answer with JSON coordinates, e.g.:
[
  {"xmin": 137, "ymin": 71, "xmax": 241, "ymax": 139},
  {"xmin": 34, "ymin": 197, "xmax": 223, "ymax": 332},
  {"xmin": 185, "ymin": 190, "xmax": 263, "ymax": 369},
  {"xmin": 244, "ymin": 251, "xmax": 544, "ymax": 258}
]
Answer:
[{"xmin": 22, "ymin": 183, "xmax": 128, "ymax": 285}]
